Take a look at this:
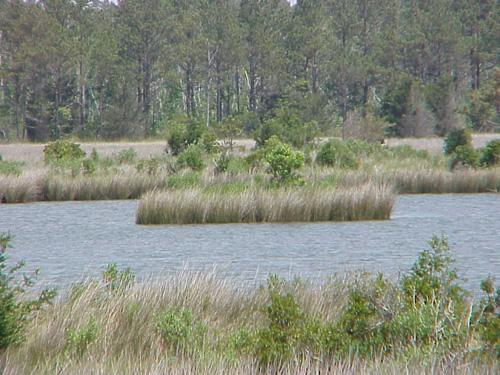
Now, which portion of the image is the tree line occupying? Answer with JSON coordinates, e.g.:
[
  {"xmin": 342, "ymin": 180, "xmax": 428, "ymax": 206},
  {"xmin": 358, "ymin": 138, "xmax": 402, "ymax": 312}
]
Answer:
[{"xmin": 0, "ymin": 0, "xmax": 498, "ymax": 142}]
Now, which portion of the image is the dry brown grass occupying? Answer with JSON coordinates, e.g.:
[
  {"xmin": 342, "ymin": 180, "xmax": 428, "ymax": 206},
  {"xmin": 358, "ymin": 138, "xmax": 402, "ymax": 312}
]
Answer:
[{"xmin": 136, "ymin": 183, "xmax": 395, "ymax": 225}]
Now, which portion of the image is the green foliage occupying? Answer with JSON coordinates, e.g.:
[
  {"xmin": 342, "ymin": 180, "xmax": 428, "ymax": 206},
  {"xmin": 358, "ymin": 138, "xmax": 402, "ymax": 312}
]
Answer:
[
  {"xmin": 214, "ymin": 153, "xmax": 249, "ymax": 174},
  {"xmin": 65, "ymin": 318, "xmax": 99, "ymax": 357},
  {"xmin": 43, "ymin": 140, "xmax": 86, "ymax": 164},
  {"xmin": 201, "ymin": 130, "xmax": 219, "ymax": 154},
  {"xmin": 402, "ymin": 236, "xmax": 464, "ymax": 306},
  {"xmin": 450, "ymin": 145, "xmax": 479, "ymax": 170},
  {"xmin": 444, "ymin": 128, "xmax": 472, "ymax": 155},
  {"xmin": 480, "ymin": 140, "xmax": 500, "ymax": 167},
  {"xmin": 115, "ymin": 148, "xmax": 138, "ymax": 164},
  {"xmin": 102, "ymin": 264, "xmax": 135, "ymax": 291},
  {"xmin": 315, "ymin": 139, "xmax": 360, "ymax": 169},
  {"xmin": 0, "ymin": 233, "xmax": 56, "ymax": 349},
  {"xmin": 265, "ymin": 142, "xmax": 304, "ymax": 184},
  {"xmin": 156, "ymin": 308, "xmax": 206, "ymax": 353},
  {"xmin": 478, "ymin": 276, "xmax": 500, "ymax": 356},
  {"xmin": 167, "ymin": 119, "xmax": 204, "ymax": 156},
  {"xmin": 0, "ymin": 160, "xmax": 23, "ymax": 176},
  {"xmin": 255, "ymin": 276, "xmax": 304, "ymax": 364},
  {"xmin": 176, "ymin": 144, "xmax": 205, "ymax": 171}
]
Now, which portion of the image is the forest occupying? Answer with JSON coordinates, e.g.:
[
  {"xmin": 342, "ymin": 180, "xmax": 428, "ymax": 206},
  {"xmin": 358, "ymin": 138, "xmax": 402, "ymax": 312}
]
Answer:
[{"xmin": 0, "ymin": 0, "xmax": 498, "ymax": 142}]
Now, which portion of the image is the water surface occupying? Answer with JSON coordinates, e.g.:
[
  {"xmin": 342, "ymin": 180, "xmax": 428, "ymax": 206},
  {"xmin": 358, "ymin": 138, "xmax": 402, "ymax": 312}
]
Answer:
[{"xmin": 0, "ymin": 194, "xmax": 498, "ymax": 291}]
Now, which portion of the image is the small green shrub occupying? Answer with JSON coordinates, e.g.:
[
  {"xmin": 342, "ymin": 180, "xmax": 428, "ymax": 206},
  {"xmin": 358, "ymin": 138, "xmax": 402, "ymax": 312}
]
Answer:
[
  {"xmin": 65, "ymin": 318, "xmax": 99, "ymax": 357},
  {"xmin": 316, "ymin": 139, "xmax": 360, "ymax": 169},
  {"xmin": 255, "ymin": 276, "xmax": 304, "ymax": 364},
  {"xmin": 450, "ymin": 145, "xmax": 479, "ymax": 169},
  {"xmin": 115, "ymin": 148, "xmax": 138, "ymax": 164},
  {"xmin": 214, "ymin": 153, "xmax": 248, "ymax": 174},
  {"xmin": 177, "ymin": 144, "xmax": 205, "ymax": 171},
  {"xmin": 201, "ymin": 130, "xmax": 219, "ymax": 154},
  {"xmin": 156, "ymin": 308, "xmax": 206, "ymax": 353},
  {"xmin": 102, "ymin": 263, "xmax": 135, "ymax": 291},
  {"xmin": 0, "ymin": 160, "xmax": 23, "ymax": 176},
  {"xmin": 478, "ymin": 276, "xmax": 500, "ymax": 356},
  {"xmin": 444, "ymin": 128, "xmax": 472, "ymax": 155},
  {"xmin": 43, "ymin": 140, "xmax": 85, "ymax": 164},
  {"xmin": 0, "ymin": 233, "xmax": 56, "ymax": 349},
  {"xmin": 401, "ymin": 235, "xmax": 464, "ymax": 306},
  {"xmin": 265, "ymin": 142, "xmax": 304, "ymax": 184},
  {"xmin": 480, "ymin": 140, "xmax": 500, "ymax": 167},
  {"xmin": 167, "ymin": 121, "xmax": 204, "ymax": 156}
]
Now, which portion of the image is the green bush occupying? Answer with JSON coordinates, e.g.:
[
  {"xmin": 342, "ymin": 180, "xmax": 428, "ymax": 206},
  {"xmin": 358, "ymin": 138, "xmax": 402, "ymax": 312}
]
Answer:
[
  {"xmin": 450, "ymin": 145, "xmax": 480, "ymax": 169},
  {"xmin": 65, "ymin": 318, "xmax": 99, "ymax": 357},
  {"xmin": 102, "ymin": 263, "xmax": 135, "ymax": 291},
  {"xmin": 255, "ymin": 276, "xmax": 304, "ymax": 364},
  {"xmin": 265, "ymin": 142, "xmax": 304, "ymax": 184},
  {"xmin": 167, "ymin": 121, "xmax": 204, "ymax": 156},
  {"xmin": 315, "ymin": 139, "xmax": 360, "ymax": 169},
  {"xmin": 0, "ymin": 233, "xmax": 56, "ymax": 349},
  {"xmin": 166, "ymin": 171, "xmax": 201, "ymax": 189},
  {"xmin": 444, "ymin": 128, "xmax": 472, "ymax": 155},
  {"xmin": 115, "ymin": 148, "xmax": 138, "ymax": 164},
  {"xmin": 43, "ymin": 139, "xmax": 86, "ymax": 164},
  {"xmin": 480, "ymin": 140, "xmax": 500, "ymax": 167},
  {"xmin": 0, "ymin": 160, "xmax": 23, "ymax": 176},
  {"xmin": 177, "ymin": 144, "xmax": 205, "ymax": 171},
  {"xmin": 156, "ymin": 308, "xmax": 206, "ymax": 353},
  {"xmin": 214, "ymin": 153, "xmax": 248, "ymax": 174}
]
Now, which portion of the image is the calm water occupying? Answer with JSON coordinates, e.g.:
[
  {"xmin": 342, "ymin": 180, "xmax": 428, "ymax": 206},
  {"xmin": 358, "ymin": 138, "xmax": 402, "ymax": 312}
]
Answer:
[{"xmin": 0, "ymin": 195, "xmax": 498, "ymax": 291}]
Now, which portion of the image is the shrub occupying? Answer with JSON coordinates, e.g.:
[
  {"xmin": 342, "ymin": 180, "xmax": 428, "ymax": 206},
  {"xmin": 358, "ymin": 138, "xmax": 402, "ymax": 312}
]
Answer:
[
  {"xmin": 0, "ymin": 160, "xmax": 23, "ymax": 176},
  {"xmin": 444, "ymin": 128, "xmax": 472, "ymax": 155},
  {"xmin": 480, "ymin": 140, "xmax": 500, "ymax": 167},
  {"xmin": 166, "ymin": 171, "xmax": 201, "ymax": 189},
  {"xmin": 255, "ymin": 276, "xmax": 304, "ymax": 364},
  {"xmin": 115, "ymin": 148, "xmax": 138, "ymax": 164},
  {"xmin": 43, "ymin": 140, "xmax": 85, "ymax": 164},
  {"xmin": 156, "ymin": 308, "xmax": 206, "ymax": 353},
  {"xmin": 214, "ymin": 153, "xmax": 248, "ymax": 174},
  {"xmin": 201, "ymin": 130, "xmax": 219, "ymax": 154},
  {"xmin": 65, "ymin": 318, "xmax": 99, "ymax": 357},
  {"xmin": 315, "ymin": 139, "xmax": 360, "ymax": 169},
  {"xmin": 167, "ymin": 121, "xmax": 204, "ymax": 156},
  {"xmin": 102, "ymin": 263, "xmax": 135, "ymax": 291},
  {"xmin": 177, "ymin": 144, "xmax": 205, "ymax": 171},
  {"xmin": 450, "ymin": 145, "xmax": 479, "ymax": 170},
  {"xmin": 0, "ymin": 233, "xmax": 56, "ymax": 349},
  {"xmin": 265, "ymin": 142, "xmax": 304, "ymax": 184}
]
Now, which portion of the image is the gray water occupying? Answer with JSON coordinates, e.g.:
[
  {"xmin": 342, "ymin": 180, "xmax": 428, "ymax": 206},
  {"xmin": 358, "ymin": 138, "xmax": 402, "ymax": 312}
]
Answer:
[{"xmin": 0, "ymin": 194, "xmax": 498, "ymax": 291}]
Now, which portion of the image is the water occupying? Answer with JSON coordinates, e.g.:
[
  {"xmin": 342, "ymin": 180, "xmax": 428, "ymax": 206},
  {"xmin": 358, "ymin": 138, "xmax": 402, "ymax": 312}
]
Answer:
[{"xmin": 0, "ymin": 195, "xmax": 498, "ymax": 292}]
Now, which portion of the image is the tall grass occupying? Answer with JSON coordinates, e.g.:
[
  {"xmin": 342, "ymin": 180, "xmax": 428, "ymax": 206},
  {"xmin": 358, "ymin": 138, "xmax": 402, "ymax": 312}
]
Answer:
[
  {"xmin": 42, "ymin": 172, "xmax": 169, "ymax": 201},
  {"xmin": 136, "ymin": 183, "xmax": 395, "ymax": 224},
  {"xmin": 0, "ymin": 170, "xmax": 46, "ymax": 203},
  {"xmin": 2, "ymin": 269, "xmax": 497, "ymax": 375}
]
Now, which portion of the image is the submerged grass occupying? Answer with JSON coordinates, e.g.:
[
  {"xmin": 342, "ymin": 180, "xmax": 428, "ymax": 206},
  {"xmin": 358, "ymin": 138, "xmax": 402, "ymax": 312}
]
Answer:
[{"xmin": 136, "ymin": 183, "xmax": 395, "ymax": 224}]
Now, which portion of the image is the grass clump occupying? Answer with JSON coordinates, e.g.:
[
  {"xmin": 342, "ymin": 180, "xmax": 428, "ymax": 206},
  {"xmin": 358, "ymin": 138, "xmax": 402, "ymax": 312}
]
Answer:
[{"xmin": 136, "ymin": 183, "xmax": 395, "ymax": 225}]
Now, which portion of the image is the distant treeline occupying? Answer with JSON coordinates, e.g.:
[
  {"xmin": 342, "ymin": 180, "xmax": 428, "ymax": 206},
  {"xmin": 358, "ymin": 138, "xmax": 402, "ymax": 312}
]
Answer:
[{"xmin": 0, "ymin": 0, "xmax": 498, "ymax": 141}]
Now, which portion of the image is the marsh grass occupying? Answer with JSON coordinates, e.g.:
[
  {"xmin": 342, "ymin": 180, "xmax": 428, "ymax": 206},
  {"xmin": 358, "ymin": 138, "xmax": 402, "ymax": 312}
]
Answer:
[
  {"xmin": 136, "ymin": 183, "xmax": 395, "ymax": 225},
  {"xmin": 2, "ymin": 270, "xmax": 498, "ymax": 375}
]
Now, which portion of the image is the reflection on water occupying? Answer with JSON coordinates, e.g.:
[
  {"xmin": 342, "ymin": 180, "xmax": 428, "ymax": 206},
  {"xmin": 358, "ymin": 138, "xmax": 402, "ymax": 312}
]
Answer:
[{"xmin": 0, "ymin": 194, "xmax": 499, "ymax": 291}]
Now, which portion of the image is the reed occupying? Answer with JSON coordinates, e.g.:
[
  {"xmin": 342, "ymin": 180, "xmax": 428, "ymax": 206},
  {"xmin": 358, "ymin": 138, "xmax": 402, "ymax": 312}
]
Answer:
[
  {"xmin": 0, "ymin": 170, "xmax": 46, "ymax": 203},
  {"xmin": 41, "ymin": 171, "xmax": 169, "ymax": 201},
  {"xmin": 2, "ymin": 270, "xmax": 497, "ymax": 375},
  {"xmin": 136, "ymin": 183, "xmax": 395, "ymax": 225}
]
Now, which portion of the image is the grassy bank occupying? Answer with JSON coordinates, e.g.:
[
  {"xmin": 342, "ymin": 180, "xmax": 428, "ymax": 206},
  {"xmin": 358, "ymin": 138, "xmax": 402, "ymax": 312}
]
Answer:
[
  {"xmin": 136, "ymin": 183, "xmax": 395, "ymax": 224},
  {"xmin": 1, "ymin": 137, "xmax": 500, "ymax": 205},
  {"xmin": 2, "ymin": 237, "xmax": 498, "ymax": 374}
]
